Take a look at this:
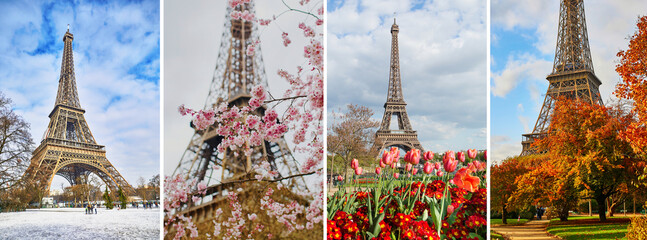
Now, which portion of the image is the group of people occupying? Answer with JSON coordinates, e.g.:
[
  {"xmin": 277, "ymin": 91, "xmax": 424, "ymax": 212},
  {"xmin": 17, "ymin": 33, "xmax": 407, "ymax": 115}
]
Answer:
[{"xmin": 85, "ymin": 204, "xmax": 97, "ymax": 214}]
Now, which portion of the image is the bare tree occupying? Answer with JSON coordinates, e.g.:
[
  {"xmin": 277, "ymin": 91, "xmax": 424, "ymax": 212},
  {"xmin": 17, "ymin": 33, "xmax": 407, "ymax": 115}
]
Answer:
[
  {"xmin": 327, "ymin": 104, "xmax": 380, "ymax": 181},
  {"xmin": 0, "ymin": 92, "xmax": 33, "ymax": 192}
]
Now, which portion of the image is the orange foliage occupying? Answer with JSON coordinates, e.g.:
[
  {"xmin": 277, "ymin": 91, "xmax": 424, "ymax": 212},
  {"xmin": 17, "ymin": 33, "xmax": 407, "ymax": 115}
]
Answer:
[{"xmin": 616, "ymin": 15, "xmax": 647, "ymax": 155}]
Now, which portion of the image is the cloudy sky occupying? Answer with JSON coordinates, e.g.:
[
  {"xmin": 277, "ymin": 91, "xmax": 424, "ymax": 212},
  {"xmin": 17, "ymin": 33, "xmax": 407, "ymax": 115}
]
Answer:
[
  {"xmin": 491, "ymin": 0, "xmax": 647, "ymax": 162},
  {"xmin": 163, "ymin": 0, "xmax": 322, "ymax": 189},
  {"xmin": 327, "ymin": 0, "xmax": 487, "ymax": 153},
  {"xmin": 0, "ymin": 0, "xmax": 160, "ymax": 191}
]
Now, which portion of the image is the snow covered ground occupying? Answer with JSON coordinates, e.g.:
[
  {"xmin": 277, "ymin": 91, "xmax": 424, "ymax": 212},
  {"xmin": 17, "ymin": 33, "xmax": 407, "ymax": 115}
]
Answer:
[{"xmin": 0, "ymin": 208, "xmax": 160, "ymax": 239}]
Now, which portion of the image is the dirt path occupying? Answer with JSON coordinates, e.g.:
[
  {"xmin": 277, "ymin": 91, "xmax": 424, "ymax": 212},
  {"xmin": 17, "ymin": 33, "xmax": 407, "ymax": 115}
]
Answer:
[{"xmin": 491, "ymin": 220, "xmax": 557, "ymax": 240}]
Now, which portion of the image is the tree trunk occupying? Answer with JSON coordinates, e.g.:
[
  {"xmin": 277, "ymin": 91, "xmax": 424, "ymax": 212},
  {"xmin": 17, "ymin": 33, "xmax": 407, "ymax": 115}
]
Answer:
[
  {"xmin": 558, "ymin": 207, "xmax": 569, "ymax": 221},
  {"xmin": 597, "ymin": 196, "xmax": 607, "ymax": 221},
  {"xmin": 502, "ymin": 207, "xmax": 508, "ymax": 224}
]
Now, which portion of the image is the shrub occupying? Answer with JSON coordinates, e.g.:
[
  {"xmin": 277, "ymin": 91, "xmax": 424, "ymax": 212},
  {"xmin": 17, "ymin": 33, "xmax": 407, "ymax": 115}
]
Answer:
[{"xmin": 626, "ymin": 216, "xmax": 647, "ymax": 240}]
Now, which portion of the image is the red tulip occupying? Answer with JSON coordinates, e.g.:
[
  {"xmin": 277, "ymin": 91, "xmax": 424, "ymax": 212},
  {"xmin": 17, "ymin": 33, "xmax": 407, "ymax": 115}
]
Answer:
[
  {"xmin": 350, "ymin": 158, "xmax": 359, "ymax": 169},
  {"xmin": 379, "ymin": 160, "xmax": 386, "ymax": 168},
  {"xmin": 405, "ymin": 163, "xmax": 412, "ymax": 172},
  {"xmin": 355, "ymin": 167, "xmax": 363, "ymax": 175},
  {"xmin": 389, "ymin": 147, "xmax": 400, "ymax": 159},
  {"xmin": 393, "ymin": 173, "xmax": 399, "ymax": 179},
  {"xmin": 436, "ymin": 171, "xmax": 444, "ymax": 177},
  {"xmin": 423, "ymin": 162, "xmax": 433, "ymax": 174},
  {"xmin": 457, "ymin": 151, "xmax": 466, "ymax": 162},
  {"xmin": 447, "ymin": 204, "xmax": 455, "ymax": 215},
  {"xmin": 423, "ymin": 151, "xmax": 434, "ymax": 161},
  {"xmin": 404, "ymin": 149, "xmax": 420, "ymax": 165},
  {"xmin": 337, "ymin": 175, "xmax": 343, "ymax": 181},
  {"xmin": 443, "ymin": 151, "xmax": 457, "ymax": 173},
  {"xmin": 412, "ymin": 168, "xmax": 418, "ymax": 175},
  {"xmin": 452, "ymin": 168, "xmax": 480, "ymax": 192},
  {"xmin": 375, "ymin": 167, "xmax": 382, "ymax": 175},
  {"xmin": 381, "ymin": 150, "xmax": 393, "ymax": 165},
  {"xmin": 390, "ymin": 163, "xmax": 396, "ymax": 169},
  {"xmin": 434, "ymin": 162, "xmax": 441, "ymax": 170},
  {"xmin": 467, "ymin": 149, "xmax": 477, "ymax": 159},
  {"xmin": 484, "ymin": 150, "xmax": 487, "ymax": 160}
]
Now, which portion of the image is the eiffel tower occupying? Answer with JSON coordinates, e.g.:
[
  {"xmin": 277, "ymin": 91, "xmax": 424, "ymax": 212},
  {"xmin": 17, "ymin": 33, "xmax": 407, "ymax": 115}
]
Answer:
[
  {"xmin": 372, "ymin": 19, "xmax": 424, "ymax": 155},
  {"xmin": 170, "ymin": 2, "xmax": 308, "ymax": 226},
  {"xmin": 521, "ymin": 0, "xmax": 603, "ymax": 156},
  {"xmin": 24, "ymin": 28, "xmax": 135, "ymax": 196}
]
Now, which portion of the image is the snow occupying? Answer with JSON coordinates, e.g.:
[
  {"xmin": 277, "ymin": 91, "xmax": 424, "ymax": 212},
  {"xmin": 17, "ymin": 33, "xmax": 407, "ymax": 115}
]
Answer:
[{"xmin": 0, "ymin": 208, "xmax": 160, "ymax": 239}]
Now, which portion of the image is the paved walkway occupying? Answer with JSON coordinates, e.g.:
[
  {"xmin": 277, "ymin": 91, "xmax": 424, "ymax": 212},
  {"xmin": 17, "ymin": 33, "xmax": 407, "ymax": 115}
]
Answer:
[{"xmin": 491, "ymin": 220, "xmax": 557, "ymax": 240}]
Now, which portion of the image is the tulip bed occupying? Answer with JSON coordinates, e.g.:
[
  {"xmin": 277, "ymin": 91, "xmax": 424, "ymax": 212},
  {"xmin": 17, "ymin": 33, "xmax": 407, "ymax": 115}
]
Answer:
[{"xmin": 327, "ymin": 149, "xmax": 487, "ymax": 240}]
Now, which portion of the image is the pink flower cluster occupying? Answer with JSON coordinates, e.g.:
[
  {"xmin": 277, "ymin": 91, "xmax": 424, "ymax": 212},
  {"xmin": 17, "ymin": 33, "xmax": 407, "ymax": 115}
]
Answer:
[
  {"xmin": 163, "ymin": 174, "xmax": 207, "ymax": 240},
  {"xmin": 281, "ymin": 32, "xmax": 292, "ymax": 47}
]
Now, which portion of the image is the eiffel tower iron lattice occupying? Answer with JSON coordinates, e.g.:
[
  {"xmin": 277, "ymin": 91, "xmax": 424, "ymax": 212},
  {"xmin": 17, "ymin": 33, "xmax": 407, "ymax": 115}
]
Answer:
[
  {"xmin": 23, "ymin": 29, "xmax": 135, "ymax": 196},
  {"xmin": 372, "ymin": 19, "xmax": 424, "ymax": 155},
  {"xmin": 520, "ymin": 0, "xmax": 604, "ymax": 156},
  {"xmin": 170, "ymin": 2, "xmax": 308, "ymax": 224}
]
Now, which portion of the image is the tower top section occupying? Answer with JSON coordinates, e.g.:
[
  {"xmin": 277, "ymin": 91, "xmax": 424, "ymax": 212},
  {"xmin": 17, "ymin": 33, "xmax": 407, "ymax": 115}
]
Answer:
[
  {"xmin": 55, "ymin": 29, "xmax": 82, "ymax": 110},
  {"xmin": 552, "ymin": 0, "xmax": 594, "ymax": 75}
]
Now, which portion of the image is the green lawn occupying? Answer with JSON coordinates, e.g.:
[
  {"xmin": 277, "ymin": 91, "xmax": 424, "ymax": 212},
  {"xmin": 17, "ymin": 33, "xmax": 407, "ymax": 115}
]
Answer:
[
  {"xmin": 490, "ymin": 218, "xmax": 530, "ymax": 225},
  {"xmin": 546, "ymin": 216, "xmax": 630, "ymax": 240}
]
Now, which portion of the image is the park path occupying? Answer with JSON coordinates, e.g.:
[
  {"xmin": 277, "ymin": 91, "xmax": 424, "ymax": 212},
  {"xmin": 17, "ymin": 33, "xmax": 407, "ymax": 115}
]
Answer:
[{"xmin": 491, "ymin": 220, "xmax": 557, "ymax": 240}]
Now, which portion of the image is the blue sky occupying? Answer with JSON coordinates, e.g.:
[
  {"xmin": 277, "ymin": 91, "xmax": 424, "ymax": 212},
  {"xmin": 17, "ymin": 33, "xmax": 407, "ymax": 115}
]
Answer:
[
  {"xmin": 327, "ymin": 0, "xmax": 487, "ymax": 153},
  {"xmin": 0, "ymin": 0, "xmax": 160, "ymax": 191},
  {"xmin": 490, "ymin": 0, "xmax": 647, "ymax": 162}
]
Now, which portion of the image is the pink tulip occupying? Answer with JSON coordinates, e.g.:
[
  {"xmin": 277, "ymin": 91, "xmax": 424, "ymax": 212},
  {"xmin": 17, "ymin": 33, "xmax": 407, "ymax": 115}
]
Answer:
[
  {"xmin": 405, "ymin": 163, "xmax": 412, "ymax": 172},
  {"xmin": 443, "ymin": 151, "xmax": 457, "ymax": 173},
  {"xmin": 355, "ymin": 167, "xmax": 363, "ymax": 175},
  {"xmin": 389, "ymin": 147, "xmax": 400, "ymax": 160},
  {"xmin": 379, "ymin": 160, "xmax": 386, "ymax": 168},
  {"xmin": 423, "ymin": 162, "xmax": 433, "ymax": 174},
  {"xmin": 375, "ymin": 167, "xmax": 382, "ymax": 175},
  {"xmin": 436, "ymin": 171, "xmax": 444, "ymax": 177},
  {"xmin": 423, "ymin": 151, "xmax": 434, "ymax": 161},
  {"xmin": 467, "ymin": 149, "xmax": 477, "ymax": 159},
  {"xmin": 447, "ymin": 204, "xmax": 455, "ymax": 215},
  {"xmin": 393, "ymin": 173, "xmax": 399, "ymax": 179},
  {"xmin": 337, "ymin": 176, "xmax": 343, "ymax": 181},
  {"xmin": 484, "ymin": 150, "xmax": 487, "ymax": 160},
  {"xmin": 412, "ymin": 168, "xmax": 418, "ymax": 175},
  {"xmin": 350, "ymin": 158, "xmax": 359, "ymax": 169},
  {"xmin": 381, "ymin": 150, "xmax": 393, "ymax": 165},
  {"xmin": 434, "ymin": 162, "xmax": 441, "ymax": 170},
  {"xmin": 457, "ymin": 151, "xmax": 465, "ymax": 162},
  {"xmin": 404, "ymin": 149, "xmax": 421, "ymax": 165}
]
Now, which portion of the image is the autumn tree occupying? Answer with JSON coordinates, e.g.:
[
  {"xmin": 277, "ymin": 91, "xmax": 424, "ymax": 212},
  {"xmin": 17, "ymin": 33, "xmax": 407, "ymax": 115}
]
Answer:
[
  {"xmin": 615, "ymin": 15, "xmax": 647, "ymax": 156},
  {"xmin": 0, "ymin": 92, "xmax": 33, "ymax": 192},
  {"xmin": 534, "ymin": 98, "xmax": 639, "ymax": 221},
  {"xmin": 491, "ymin": 156, "xmax": 532, "ymax": 223},
  {"xmin": 327, "ymin": 104, "xmax": 380, "ymax": 180}
]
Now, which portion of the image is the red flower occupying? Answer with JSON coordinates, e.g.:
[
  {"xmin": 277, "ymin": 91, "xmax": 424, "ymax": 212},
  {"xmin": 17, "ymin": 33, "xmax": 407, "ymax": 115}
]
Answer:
[
  {"xmin": 404, "ymin": 149, "xmax": 421, "ymax": 165},
  {"xmin": 467, "ymin": 149, "xmax": 477, "ymax": 159},
  {"xmin": 457, "ymin": 151, "xmax": 466, "ymax": 162},
  {"xmin": 442, "ymin": 151, "xmax": 457, "ymax": 173},
  {"xmin": 423, "ymin": 151, "xmax": 434, "ymax": 161},
  {"xmin": 350, "ymin": 158, "xmax": 359, "ymax": 169},
  {"xmin": 423, "ymin": 162, "xmax": 433, "ymax": 174},
  {"xmin": 375, "ymin": 167, "xmax": 382, "ymax": 174},
  {"xmin": 452, "ymin": 168, "xmax": 480, "ymax": 192}
]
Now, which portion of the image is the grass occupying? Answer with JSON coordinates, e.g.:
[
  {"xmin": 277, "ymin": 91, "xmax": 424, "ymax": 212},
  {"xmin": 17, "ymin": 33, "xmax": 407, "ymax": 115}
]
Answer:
[
  {"xmin": 546, "ymin": 216, "xmax": 630, "ymax": 240},
  {"xmin": 490, "ymin": 218, "xmax": 530, "ymax": 225}
]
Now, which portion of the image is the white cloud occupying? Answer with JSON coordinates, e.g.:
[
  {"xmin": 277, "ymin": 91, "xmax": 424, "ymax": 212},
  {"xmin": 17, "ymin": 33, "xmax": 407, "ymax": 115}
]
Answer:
[{"xmin": 491, "ymin": 54, "xmax": 551, "ymax": 97}]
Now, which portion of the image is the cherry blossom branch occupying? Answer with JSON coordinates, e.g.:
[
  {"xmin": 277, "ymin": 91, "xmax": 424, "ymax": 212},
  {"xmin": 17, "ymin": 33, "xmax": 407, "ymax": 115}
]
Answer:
[
  {"xmin": 264, "ymin": 95, "xmax": 307, "ymax": 103},
  {"xmin": 278, "ymin": 0, "xmax": 321, "ymax": 20}
]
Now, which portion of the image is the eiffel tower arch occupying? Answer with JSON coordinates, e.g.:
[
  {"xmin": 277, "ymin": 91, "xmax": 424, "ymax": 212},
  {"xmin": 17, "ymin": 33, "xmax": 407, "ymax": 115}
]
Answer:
[
  {"xmin": 23, "ymin": 29, "xmax": 135, "ymax": 196},
  {"xmin": 372, "ymin": 19, "xmax": 424, "ymax": 155},
  {"xmin": 169, "ymin": 2, "xmax": 309, "ymax": 228},
  {"xmin": 521, "ymin": 0, "xmax": 604, "ymax": 156}
]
